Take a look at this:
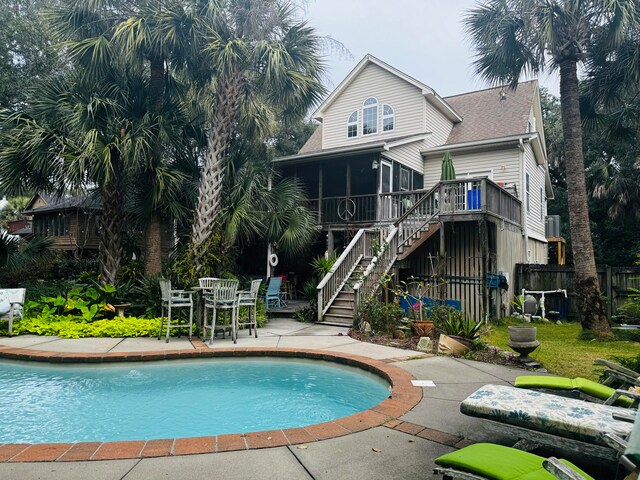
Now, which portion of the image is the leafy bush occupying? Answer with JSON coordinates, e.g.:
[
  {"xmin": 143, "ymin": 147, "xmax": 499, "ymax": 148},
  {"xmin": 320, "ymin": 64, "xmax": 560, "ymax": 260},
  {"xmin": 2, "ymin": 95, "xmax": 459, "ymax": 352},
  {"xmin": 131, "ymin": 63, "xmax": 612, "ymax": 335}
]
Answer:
[
  {"xmin": 356, "ymin": 296, "xmax": 404, "ymax": 335},
  {"xmin": 26, "ymin": 283, "xmax": 117, "ymax": 321},
  {"xmin": 294, "ymin": 305, "xmax": 317, "ymax": 323},
  {"xmin": 0, "ymin": 315, "xmax": 164, "ymax": 338},
  {"xmin": 311, "ymin": 253, "xmax": 336, "ymax": 280},
  {"xmin": 22, "ymin": 280, "xmax": 73, "ymax": 303},
  {"xmin": 0, "ymin": 233, "xmax": 58, "ymax": 286},
  {"xmin": 431, "ymin": 306, "xmax": 482, "ymax": 340},
  {"xmin": 613, "ymin": 288, "xmax": 640, "ymax": 325}
]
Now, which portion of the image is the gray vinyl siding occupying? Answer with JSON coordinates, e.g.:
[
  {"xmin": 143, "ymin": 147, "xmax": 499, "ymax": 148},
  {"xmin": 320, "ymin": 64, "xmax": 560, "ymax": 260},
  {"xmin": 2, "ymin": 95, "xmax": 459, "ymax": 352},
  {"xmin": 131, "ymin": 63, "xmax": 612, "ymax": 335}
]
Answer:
[
  {"xmin": 321, "ymin": 63, "xmax": 427, "ymax": 149},
  {"xmin": 425, "ymin": 100, "xmax": 453, "ymax": 147},
  {"xmin": 422, "ymin": 147, "xmax": 521, "ymax": 190},
  {"xmin": 527, "ymin": 237, "xmax": 548, "ymax": 264},
  {"xmin": 524, "ymin": 144, "xmax": 546, "ymax": 240},
  {"xmin": 383, "ymin": 139, "xmax": 429, "ymax": 173}
]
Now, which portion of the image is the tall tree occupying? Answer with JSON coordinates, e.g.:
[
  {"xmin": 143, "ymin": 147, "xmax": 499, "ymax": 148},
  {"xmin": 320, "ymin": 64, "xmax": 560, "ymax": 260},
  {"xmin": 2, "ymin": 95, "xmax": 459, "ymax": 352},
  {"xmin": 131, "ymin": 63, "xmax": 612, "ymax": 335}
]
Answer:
[
  {"xmin": 0, "ymin": 0, "xmax": 60, "ymax": 111},
  {"xmin": 189, "ymin": 0, "xmax": 326, "ymax": 271},
  {"xmin": 464, "ymin": 0, "xmax": 638, "ymax": 337}
]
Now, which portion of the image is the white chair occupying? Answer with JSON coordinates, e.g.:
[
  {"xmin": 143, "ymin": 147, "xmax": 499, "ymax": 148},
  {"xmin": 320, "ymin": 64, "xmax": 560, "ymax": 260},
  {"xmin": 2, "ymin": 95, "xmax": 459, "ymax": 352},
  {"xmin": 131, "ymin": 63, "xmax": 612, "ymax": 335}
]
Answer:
[
  {"xmin": 202, "ymin": 279, "xmax": 239, "ymax": 344},
  {"xmin": 0, "ymin": 288, "xmax": 25, "ymax": 336},
  {"xmin": 236, "ymin": 279, "xmax": 262, "ymax": 338},
  {"xmin": 158, "ymin": 279, "xmax": 194, "ymax": 343}
]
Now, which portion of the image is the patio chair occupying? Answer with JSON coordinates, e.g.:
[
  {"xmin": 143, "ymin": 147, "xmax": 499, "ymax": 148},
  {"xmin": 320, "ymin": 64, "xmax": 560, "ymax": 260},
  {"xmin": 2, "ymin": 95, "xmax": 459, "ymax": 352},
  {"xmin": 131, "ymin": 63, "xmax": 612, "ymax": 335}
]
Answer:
[
  {"xmin": 158, "ymin": 279, "xmax": 194, "ymax": 343},
  {"xmin": 202, "ymin": 279, "xmax": 239, "ymax": 344},
  {"xmin": 265, "ymin": 276, "xmax": 283, "ymax": 310},
  {"xmin": 460, "ymin": 384, "xmax": 637, "ymax": 462},
  {"xmin": 0, "ymin": 288, "xmax": 25, "ymax": 336},
  {"xmin": 514, "ymin": 375, "xmax": 638, "ymax": 407},
  {"xmin": 236, "ymin": 279, "xmax": 262, "ymax": 338},
  {"xmin": 433, "ymin": 443, "xmax": 594, "ymax": 480}
]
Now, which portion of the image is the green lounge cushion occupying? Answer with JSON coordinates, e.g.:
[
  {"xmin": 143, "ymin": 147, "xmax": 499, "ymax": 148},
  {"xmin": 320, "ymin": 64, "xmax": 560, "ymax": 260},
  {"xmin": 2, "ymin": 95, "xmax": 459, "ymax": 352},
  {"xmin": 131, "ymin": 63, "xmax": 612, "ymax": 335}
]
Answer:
[
  {"xmin": 435, "ymin": 443, "xmax": 594, "ymax": 480},
  {"xmin": 514, "ymin": 376, "xmax": 633, "ymax": 407}
]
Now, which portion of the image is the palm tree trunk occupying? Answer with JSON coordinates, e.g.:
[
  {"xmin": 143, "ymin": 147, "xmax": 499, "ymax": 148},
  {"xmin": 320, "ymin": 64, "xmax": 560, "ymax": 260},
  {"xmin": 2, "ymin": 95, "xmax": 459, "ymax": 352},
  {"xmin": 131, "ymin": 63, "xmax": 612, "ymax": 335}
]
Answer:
[
  {"xmin": 191, "ymin": 73, "xmax": 242, "ymax": 271},
  {"xmin": 144, "ymin": 55, "xmax": 165, "ymax": 276},
  {"xmin": 144, "ymin": 211, "xmax": 163, "ymax": 277},
  {"xmin": 559, "ymin": 59, "xmax": 611, "ymax": 337},
  {"xmin": 99, "ymin": 171, "xmax": 125, "ymax": 285}
]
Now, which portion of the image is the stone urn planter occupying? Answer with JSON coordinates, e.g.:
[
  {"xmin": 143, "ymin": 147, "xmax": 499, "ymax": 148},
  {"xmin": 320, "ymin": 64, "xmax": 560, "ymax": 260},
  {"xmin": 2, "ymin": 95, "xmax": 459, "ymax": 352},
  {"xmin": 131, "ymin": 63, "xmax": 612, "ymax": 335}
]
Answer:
[{"xmin": 507, "ymin": 326, "xmax": 540, "ymax": 364}]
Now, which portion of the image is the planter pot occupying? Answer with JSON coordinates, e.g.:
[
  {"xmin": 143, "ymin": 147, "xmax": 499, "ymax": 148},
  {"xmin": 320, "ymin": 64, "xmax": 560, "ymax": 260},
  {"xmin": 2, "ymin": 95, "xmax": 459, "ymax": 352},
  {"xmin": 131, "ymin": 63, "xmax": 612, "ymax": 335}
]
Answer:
[
  {"xmin": 449, "ymin": 335, "xmax": 473, "ymax": 349},
  {"xmin": 437, "ymin": 333, "xmax": 470, "ymax": 355},
  {"xmin": 508, "ymin": 326, "xmax": 537, "ymax": 343},
  {"xmin": 412, "ymin": 321, "xmax": 434, "ymax": 337}
]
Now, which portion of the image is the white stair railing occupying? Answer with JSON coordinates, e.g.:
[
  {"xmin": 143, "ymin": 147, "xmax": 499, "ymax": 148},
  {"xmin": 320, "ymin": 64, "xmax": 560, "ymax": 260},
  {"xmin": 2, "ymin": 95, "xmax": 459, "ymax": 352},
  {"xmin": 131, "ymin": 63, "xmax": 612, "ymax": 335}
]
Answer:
[{"xmin": 317, "ymin": 229, "xmax": 370, "ymax": 320}]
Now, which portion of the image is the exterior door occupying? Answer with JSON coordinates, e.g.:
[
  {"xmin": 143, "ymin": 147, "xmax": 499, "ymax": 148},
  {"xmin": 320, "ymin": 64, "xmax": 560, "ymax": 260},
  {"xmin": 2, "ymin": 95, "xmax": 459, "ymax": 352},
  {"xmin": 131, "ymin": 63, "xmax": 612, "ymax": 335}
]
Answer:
[{"xmin": 380, "ymin": 161, "xmax": 393, "ymax": 219}]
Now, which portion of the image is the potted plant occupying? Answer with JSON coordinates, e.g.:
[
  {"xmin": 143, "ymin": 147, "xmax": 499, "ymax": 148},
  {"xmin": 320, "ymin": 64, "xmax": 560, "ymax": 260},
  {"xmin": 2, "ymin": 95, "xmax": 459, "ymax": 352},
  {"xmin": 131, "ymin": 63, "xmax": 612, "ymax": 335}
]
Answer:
[{"xmin": 431, "ymin": 306, "xmax": 482, "ymax": 354}]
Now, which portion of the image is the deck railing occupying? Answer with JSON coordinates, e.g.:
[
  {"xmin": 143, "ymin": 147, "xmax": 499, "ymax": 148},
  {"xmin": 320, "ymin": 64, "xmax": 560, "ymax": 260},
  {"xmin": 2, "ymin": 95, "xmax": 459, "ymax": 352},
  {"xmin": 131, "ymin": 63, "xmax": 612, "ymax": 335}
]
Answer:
[{"xmin": 308, "ymin": 179, "xmax": 521, "ymax": 226}]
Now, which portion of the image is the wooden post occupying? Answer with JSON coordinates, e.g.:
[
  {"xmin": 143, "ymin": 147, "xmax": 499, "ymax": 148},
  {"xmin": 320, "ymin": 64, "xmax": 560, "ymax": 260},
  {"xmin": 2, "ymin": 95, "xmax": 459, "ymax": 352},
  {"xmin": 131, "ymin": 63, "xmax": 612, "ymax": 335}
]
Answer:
[
  {"xmin": 318, "ymin": 164, "xmax": 323, "ymax": 224},
  {"xmin": 606, "ymin": 265, "xmax": 612, "ymax": 320}
]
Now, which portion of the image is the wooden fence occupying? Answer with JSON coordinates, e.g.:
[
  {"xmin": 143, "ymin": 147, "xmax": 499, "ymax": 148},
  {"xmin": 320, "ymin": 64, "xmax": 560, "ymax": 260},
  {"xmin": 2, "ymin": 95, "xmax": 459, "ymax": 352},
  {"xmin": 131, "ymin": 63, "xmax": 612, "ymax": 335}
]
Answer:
[{"xmin": 515, "ymin": 264, "xmax": 640, "ymax": 320}]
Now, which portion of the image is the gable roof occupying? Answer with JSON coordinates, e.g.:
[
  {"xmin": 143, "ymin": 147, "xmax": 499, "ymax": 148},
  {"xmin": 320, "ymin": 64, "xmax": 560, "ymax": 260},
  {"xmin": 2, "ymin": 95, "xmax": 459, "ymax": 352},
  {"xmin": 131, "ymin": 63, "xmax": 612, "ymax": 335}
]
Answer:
[
  {"xmin": 23, "ymin": 192, "xmax": 102, "ymax": 215},
  {"xmin": 444, "ymin": 80, "xmax": 537, "ymax": 145},
  {"xmin": 312, "ymin": 54, "xmax": 462, "ymax": 123}
]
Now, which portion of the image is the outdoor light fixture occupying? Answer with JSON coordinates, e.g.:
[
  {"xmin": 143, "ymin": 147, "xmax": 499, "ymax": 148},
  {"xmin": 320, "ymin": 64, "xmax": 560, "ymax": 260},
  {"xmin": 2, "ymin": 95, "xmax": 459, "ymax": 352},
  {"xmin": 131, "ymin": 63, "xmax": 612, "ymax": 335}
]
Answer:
[{"xmin": 372, "ymin": 159, "xmax": 379, "ymax": 169}]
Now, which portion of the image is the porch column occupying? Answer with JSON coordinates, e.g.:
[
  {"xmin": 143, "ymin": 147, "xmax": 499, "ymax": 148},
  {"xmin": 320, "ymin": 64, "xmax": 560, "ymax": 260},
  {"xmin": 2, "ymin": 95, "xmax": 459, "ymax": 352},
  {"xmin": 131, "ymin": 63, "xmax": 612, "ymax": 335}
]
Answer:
[
  {"xmin": 318, "ymin": 164, "xmax": 323, "ymax": 224},
  {"xmin": 346, "ymin": 158, "xmax": 351, "ymax": 198}
]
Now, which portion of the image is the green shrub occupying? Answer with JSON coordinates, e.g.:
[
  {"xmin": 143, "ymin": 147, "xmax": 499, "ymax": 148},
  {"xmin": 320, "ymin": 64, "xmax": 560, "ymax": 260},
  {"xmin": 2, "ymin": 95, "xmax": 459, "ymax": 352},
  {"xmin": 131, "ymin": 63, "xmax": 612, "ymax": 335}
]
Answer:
[
  {"xmin": 294, "ymin": 305, "xmax": 317, "ymax": 323},
  {"xmin": 613, "ymin": 288, "xmax": 640, "ymax": 325},
  {"xmin": 356, "ymin": 296, "xmax": 404, "ymax": 335},
  {"xmin": 430, "ymin": 306, "xmax": 482, "ymax": 340},
  {"xmin": 1, "ymin": 315, "xmax": 164, "ymax": 338},
  {"xmin": 25, "ymin": 283, "xmax": 117, "ymax": 321}
]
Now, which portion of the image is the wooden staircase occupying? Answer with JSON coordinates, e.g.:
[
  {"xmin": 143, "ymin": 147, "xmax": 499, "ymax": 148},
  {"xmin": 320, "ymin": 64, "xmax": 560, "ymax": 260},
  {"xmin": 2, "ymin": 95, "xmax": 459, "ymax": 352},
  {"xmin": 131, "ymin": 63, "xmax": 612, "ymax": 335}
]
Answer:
[{"xmin": 316, "ymin": 185, "xmax": 441, "ymax": 324}]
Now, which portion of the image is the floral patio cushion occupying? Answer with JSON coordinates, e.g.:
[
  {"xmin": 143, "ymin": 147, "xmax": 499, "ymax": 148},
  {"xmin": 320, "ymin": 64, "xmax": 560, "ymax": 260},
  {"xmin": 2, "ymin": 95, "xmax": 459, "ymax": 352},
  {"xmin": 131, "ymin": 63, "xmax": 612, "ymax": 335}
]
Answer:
[{"xmin": 460, "ymin": 384, "xmax": 635, "ymax": 446}]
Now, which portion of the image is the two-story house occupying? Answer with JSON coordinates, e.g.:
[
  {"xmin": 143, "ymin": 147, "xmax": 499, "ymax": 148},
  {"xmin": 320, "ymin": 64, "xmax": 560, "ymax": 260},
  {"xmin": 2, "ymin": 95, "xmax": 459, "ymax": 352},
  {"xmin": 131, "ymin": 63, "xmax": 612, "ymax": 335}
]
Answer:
[{"xmin": 275, "ymin": 55, "xmax": 552, "ymax": 324}]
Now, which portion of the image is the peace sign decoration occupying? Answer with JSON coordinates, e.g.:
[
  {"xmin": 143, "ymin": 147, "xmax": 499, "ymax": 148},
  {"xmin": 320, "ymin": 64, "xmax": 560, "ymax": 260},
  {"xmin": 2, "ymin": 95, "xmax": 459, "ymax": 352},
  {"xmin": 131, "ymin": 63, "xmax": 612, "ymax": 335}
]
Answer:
[{"xmin": 337, "ymin": 198, "xmax": 356, "ymax": 221}]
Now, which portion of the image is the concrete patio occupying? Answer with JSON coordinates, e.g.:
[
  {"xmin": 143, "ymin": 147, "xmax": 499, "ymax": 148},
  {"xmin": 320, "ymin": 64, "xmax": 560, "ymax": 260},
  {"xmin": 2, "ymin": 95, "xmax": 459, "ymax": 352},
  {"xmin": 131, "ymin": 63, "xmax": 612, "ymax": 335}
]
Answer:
[{"xmin": 0, "ymin": 318, "xmax": 611, "ymax": 479}]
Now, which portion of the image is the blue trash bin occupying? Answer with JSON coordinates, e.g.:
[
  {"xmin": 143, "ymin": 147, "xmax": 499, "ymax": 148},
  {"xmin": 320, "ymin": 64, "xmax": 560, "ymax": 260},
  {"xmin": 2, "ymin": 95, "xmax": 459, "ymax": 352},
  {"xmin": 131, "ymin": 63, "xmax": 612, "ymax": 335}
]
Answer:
[{"xmin": 467, "ymin": 189, "xmax": 481, "ymax": 210}]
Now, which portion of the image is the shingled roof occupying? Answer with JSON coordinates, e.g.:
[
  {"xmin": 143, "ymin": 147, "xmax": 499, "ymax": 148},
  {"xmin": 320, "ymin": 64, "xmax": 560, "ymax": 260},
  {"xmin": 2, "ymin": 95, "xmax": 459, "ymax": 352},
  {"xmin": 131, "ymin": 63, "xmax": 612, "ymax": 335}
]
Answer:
[
  {"xmin": 23, "ymin": 192, "xmax": 102, "ymax": 215},
  {"xmin": 443, "ymin": 80, "xmax": 537, "ymax": 145},
  {"xmin": 298, "ymin": 124, "xmax": 323, "ymax": 154}
]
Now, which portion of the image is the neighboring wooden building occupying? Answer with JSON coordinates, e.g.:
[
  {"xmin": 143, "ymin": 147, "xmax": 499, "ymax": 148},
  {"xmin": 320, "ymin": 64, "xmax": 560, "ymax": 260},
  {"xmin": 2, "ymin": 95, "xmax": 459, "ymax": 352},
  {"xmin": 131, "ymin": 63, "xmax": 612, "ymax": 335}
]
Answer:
[
  {"xmin": 275, "ymin": 55, "xmax": 553, "ymax": 323},
  {"xmin": 22, "ymin": 192, "xmax": 101, "ymax": 252}
]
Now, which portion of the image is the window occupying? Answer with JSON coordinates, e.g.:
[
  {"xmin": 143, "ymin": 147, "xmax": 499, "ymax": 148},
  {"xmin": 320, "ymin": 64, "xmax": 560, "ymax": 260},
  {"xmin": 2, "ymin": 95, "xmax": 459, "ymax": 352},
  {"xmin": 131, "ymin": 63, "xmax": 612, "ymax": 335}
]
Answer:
[
  {"xmin": 362, "ymin": 97, "xmax": 378, "ymax": 135},
  {"xmin": 528, "ymin": 117, "xmax": 536, "ymax": 133},
  {"xmin": 540, "ymin": 188, "xmax": 545, "ymax": 221},
  {"xmin": 382, "ymin": 104, "xmax": 395, "ymax": 132},
  {"xmin": 525, "ymin": 173, "xmax": 530, "ymax": 213},
  {"xmin": 347, "ymin": 111, "xmax": 358, "ymax": 138},
  {"xmin": 400, "ymin": 167, "xmax": 410, "ymax": 191}
]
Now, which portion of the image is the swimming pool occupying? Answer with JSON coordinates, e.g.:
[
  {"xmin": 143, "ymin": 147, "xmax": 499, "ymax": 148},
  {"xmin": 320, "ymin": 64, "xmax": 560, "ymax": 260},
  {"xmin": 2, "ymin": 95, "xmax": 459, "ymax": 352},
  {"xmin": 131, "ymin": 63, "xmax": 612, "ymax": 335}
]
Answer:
[{"xmin": 0, "ymin": 358, "xmax": 390, "ymax": 444}]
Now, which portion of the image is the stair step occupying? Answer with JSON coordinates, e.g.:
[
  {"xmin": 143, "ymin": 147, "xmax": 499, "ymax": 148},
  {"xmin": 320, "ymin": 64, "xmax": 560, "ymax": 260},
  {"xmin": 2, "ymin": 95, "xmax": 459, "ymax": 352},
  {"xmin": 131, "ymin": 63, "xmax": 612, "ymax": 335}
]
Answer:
[
  {"xmin": 336, "ymin": 291, "xmax": 355, "ymax": 299},
  {"xmin": 323, "ymin": 313, "xmax": 353, "ymax": 320},
  {"xmin": 327, "ymin": 305, "xmax": 353, "ymax": 315},
  {"xmin": 332, "ymin": 299, "xmax": 354, "ymax": 307},
  {"xmin": 321, "ymin": 313, "xmax": 353, "ymax": 326},
  {"xmin": 316, "ymin": 319, "xmax": 352, "ymax": 327}
]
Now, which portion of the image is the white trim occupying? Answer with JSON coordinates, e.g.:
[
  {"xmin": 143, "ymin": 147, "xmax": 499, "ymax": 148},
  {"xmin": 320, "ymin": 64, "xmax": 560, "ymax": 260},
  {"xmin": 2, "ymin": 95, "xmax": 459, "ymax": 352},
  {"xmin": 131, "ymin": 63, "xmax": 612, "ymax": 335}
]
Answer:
[
  {"xmin": 386, "ymin": 134, "xmax": 431, "ymax": 148},
  {"xmin": 380, "ymin": 160, "xmax": 392, "ymax": 194},
  {"xmin": 382, "ymin": 104, "xmax": 395, "ymax": 133},
  {"xmin": 362, "ymin": 97, "xmax": 379, "ymax": 136},
  {"xmin": 400, "ymin": 166, "xmax": 411, "ymax": 191},
  {"xmin": 528, "ymin": 231, "xmax": 548, "ymax": 243},
  {"xmin": 346, "ymin": 110, "xmax": 358, "ymax": 139}
]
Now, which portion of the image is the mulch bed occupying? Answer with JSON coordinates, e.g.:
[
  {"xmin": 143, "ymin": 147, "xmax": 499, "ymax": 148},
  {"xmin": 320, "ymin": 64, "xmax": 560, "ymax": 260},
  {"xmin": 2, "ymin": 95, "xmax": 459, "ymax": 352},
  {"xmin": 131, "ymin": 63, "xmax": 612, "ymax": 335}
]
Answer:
[{"xmin": 348, "ymin": 329, "xmax": 541, "ymax": 371}]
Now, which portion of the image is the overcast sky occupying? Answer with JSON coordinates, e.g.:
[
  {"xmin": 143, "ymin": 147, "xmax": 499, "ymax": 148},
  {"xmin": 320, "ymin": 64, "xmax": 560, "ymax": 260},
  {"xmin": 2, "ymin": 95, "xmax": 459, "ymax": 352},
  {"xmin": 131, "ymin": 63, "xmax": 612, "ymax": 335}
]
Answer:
[{"xmin": 303, "ymin": 0, "xmax": 560, "ymax": 99}]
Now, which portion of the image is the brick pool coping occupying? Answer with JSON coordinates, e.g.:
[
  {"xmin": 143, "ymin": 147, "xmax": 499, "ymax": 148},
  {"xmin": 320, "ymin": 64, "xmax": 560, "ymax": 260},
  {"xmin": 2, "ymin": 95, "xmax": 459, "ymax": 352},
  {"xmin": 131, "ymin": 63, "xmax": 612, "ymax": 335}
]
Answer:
[{"xmin": 0, "ymin": 339, "xmax": 423, "ymax": 462}]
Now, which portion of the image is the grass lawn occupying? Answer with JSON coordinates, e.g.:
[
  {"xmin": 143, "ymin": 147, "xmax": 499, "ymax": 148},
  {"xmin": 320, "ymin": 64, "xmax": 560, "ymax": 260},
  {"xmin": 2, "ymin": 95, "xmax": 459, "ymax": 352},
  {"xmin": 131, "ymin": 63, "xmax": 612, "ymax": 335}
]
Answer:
[{"xmin": 481, "ymin": 321, "xmax": 640, "ymax": 380}]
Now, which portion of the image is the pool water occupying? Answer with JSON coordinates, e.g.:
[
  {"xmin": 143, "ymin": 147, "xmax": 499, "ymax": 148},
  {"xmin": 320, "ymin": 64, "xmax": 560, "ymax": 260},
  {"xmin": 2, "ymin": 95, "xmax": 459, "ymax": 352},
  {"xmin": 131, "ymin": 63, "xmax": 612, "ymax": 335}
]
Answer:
[{"xmin": 0, "ymin": 358, "xmax": 390, "ymax": 444}]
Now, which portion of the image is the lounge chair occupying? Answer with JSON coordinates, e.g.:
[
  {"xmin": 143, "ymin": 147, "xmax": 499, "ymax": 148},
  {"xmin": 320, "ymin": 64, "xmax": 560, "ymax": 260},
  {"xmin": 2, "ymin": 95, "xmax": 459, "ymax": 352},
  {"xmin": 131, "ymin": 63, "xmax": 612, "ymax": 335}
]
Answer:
[
  {"xmin": 433, "ymin": 443, "xmax": 593, "ymax": 480},
  {"xmin": 0, "ymin": 288, "xmax": 25, "ymax": 336},
  {"xmin": 460, "ymin": 384, "xmax": 636, "ymax": 462},
  {"xmin": 514, "ymin": 375, "xmax": 637, "ymax": 407}
]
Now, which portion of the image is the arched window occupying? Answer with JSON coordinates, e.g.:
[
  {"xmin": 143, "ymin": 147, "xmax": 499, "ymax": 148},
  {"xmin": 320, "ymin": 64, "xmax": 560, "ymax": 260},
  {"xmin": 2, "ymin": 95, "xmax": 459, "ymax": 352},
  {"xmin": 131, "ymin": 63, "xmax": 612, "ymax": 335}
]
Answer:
[
  {"xmin": 347, "ymin": 110, "xmax": 358, "ymax": 138},
  {"xmin": 362, "ymin": 97, "xmax": 378, "ymax": 135},
  {"xmin": 382, "ymin": 104, "xmax": 395, "ymax": 132}
]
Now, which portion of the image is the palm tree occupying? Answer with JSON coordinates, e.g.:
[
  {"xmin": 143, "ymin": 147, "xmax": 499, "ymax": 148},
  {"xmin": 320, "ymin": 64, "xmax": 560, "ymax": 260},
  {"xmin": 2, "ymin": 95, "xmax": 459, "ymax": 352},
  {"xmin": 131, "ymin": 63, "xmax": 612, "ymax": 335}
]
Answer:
[
  {"xmin": 189, "ymin": 0, "xmax": 326, "ymax": 271},
  {"xmin": 464, "ymin": 1, "xmax": 639, "ymax": 337}
]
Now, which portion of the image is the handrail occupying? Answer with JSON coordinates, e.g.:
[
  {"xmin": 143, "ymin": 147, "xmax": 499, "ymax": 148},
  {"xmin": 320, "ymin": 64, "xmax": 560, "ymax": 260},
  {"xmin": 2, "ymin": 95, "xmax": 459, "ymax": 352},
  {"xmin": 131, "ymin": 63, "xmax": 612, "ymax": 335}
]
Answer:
[
  {"xmin": 394, "ymin": 182, "xmax": 440, "ymax": 226},
  {"xmin": 317, "ymin": 229, "xmax": 365, "ymax": 290},
  {"xmin": 317, "ymin": 229, "xmax": 370, "ymax": 320}
]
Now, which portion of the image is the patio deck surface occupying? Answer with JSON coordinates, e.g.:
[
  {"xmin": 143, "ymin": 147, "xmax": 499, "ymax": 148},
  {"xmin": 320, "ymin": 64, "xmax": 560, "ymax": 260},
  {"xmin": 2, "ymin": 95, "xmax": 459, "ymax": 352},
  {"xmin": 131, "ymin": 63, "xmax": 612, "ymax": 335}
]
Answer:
[{"xmin": 0, "ymin": 318, "xmax": 612, "ymax": 479}]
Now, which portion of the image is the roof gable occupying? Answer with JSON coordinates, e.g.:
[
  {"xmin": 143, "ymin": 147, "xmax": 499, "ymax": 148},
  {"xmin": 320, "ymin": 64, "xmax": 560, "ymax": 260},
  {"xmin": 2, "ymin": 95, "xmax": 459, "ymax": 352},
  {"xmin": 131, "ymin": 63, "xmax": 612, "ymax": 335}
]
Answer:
[{"xmin": 313, "ymin": 54, "xmax": 461, "ymax": 123}]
